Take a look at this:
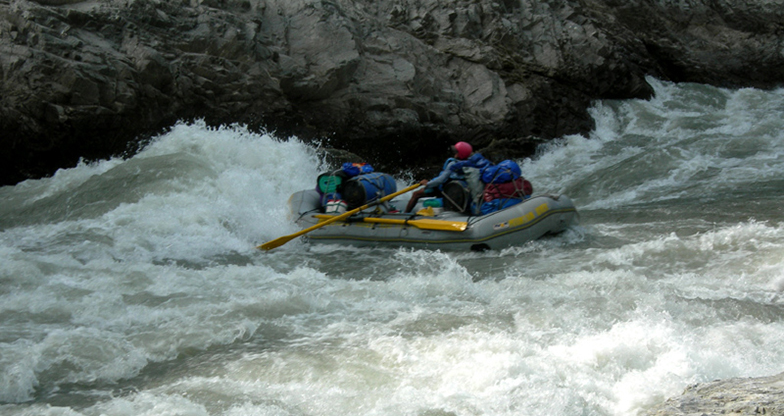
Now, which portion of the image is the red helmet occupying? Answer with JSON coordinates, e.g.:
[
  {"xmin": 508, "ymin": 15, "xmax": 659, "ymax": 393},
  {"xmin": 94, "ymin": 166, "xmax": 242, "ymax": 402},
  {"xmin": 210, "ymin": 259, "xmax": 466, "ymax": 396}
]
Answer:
[{"xmin": 454, "ymin": 142, "xmax": 472, "ymax": 160}]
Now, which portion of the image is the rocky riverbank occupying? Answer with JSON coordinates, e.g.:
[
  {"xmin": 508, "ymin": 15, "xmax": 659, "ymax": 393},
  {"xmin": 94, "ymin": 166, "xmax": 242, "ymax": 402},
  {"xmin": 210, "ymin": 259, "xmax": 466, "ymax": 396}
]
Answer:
[{"xmin": 1, "ymin": 0, "xmax": 782, "ymax": 185}]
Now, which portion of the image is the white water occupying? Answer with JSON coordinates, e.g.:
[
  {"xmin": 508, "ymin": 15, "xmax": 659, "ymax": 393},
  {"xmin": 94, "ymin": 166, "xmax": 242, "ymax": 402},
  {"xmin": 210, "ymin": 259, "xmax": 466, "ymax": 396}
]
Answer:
[{"xmin": 2, "ymin": 79, "xmax": 784, "ymax": 416}]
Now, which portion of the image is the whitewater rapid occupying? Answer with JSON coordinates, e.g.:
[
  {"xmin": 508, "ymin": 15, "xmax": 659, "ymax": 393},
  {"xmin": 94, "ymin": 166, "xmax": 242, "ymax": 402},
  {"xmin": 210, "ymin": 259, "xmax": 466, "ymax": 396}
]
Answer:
[{"xmin": 1, "ymin": 78, "xmax": 783, "ymax": 416}]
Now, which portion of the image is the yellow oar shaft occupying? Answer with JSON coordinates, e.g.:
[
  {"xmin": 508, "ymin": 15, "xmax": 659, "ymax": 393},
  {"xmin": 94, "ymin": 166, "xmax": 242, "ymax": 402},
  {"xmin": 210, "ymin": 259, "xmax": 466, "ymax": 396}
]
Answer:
[
  {"xmin": 363, "ymin": 217, "xmax": 467, "ymax": 231},
  {"xmin": 312, "ymin": 214, "xmax": 467, "ymax": 232},
  {"xmin": 258, "ymin": 183, "xmax": 422, "ymax": 250}
]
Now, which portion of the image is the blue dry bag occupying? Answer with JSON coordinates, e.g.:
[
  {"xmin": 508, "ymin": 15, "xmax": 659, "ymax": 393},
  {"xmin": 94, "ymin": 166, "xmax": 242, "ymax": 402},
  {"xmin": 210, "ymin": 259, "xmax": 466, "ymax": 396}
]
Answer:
[
  {"xmin": 342, "ymin": 172, "xmax": 397, "ymax": 209},
  {"xmin": 481, "ymin": 160, "xmax": 522, "ymax": 184}
]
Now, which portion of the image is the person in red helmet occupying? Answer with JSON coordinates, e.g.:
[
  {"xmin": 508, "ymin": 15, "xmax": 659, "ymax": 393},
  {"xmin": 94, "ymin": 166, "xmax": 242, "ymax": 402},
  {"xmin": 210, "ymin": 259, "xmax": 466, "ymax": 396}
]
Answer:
[
  {"xmin": 454, "ymin": 141, "xmax": 472, "ymax": 160},
  {"xmin": 404, "ymin": 141, "xmax": 482, "ymax": 213}
]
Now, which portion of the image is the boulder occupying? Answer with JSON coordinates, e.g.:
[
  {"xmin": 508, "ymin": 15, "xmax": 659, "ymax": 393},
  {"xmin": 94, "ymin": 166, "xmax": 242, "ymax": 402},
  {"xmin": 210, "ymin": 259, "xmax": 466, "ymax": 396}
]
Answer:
[{"xmin": 646, "ymin": 372, "xmax": 784, "ymax": 416}]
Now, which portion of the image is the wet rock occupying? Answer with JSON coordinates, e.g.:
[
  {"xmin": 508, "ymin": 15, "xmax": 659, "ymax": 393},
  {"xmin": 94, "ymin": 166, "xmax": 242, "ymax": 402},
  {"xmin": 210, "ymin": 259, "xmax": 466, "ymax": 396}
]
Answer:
[
  {"xmin": 646, "ymin": 372, "xmax": 784, "ymax": 416},
  {"xmin": 1, "ymin": 0, "xmax": 783, "ymax": 185}
]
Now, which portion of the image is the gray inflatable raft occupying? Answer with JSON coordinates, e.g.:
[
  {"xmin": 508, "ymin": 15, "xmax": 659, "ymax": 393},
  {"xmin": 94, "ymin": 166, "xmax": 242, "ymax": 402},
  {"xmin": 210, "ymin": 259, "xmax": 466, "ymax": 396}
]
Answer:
[{"xmin": 288, "ymin": 189, "xmax": 579, "ymax": 251}]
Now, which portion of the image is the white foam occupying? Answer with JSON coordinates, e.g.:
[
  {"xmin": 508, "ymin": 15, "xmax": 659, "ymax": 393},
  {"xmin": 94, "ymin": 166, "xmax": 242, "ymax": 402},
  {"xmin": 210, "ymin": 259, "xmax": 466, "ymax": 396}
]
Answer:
[
  {"xmin": 521, "ymin": 78, "xmax": 784, "ymax": 212},
  {"xmin": 3, "ymin": 86, "xmax": 784, "ymax": 416}
]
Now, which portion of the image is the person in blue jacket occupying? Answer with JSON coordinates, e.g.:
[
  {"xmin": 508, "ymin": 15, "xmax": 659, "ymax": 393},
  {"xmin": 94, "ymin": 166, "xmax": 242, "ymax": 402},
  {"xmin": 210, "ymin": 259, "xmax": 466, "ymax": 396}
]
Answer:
[
  {"xmin": 448, "ymin": 148, "xmax": 493, "ymax": 174},
  {"xmin": 405, "ymin": 142, "xmax": 489, "ymax": 213}
]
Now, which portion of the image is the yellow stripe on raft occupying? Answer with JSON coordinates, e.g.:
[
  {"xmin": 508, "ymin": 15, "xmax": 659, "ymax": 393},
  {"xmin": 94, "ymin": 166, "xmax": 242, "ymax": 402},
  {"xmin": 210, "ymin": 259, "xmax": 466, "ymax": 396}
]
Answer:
[{"xmin": 492, "ymin": 203, "xmax": 548, "ymax": 230}]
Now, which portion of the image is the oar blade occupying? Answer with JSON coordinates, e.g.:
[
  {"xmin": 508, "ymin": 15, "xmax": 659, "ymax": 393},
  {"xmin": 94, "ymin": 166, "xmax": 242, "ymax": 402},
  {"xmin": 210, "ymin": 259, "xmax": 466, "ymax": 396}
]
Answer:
[
  {"xmin": 257, "ymin": 235, "xmax": 294, "ymax": 250},
  {"xmin": 411, "ymin": 218, "xmax": 468, "ymax": 232}
]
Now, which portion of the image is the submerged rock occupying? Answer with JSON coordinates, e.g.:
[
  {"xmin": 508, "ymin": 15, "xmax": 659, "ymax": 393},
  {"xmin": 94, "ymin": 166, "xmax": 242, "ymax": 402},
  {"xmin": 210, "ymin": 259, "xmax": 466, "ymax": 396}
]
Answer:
[
  {"xmin": 646, "ymin": 372, "xmax": 784, "ymax": 416},
  {"xmin": 1, "ymin": 0, "xmax": 782, "ymax": 185}
]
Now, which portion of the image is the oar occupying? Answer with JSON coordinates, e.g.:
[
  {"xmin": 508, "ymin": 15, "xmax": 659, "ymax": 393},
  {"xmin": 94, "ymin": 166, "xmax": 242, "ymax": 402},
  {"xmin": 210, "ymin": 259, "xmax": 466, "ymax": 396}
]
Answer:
[
  {"xmin": 363, "ymin": 217, "xmax": 467, "ymax": 231},
  {"xmin": 258, "ymin": 183, "xmax": 423, "ymax": 250},
  {"xmin": 313, "ymin": 215, "xmax": 467, "ymax": 232}
]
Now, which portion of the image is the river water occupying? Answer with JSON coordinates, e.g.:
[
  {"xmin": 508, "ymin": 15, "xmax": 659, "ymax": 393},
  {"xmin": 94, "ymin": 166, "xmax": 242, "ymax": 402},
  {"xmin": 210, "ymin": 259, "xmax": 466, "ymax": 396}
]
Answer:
[{"xmin": 2, "ymin": 78, "xmax": 783, "ymax": 416}]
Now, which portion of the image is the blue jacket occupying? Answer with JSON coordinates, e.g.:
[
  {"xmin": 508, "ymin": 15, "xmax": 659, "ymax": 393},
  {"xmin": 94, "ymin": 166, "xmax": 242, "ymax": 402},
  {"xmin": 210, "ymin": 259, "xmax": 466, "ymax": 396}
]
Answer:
[
  {"xmin": 426, "ymin": 158, "xmax": 462, "ymax": 190},
  {"xmin": 449, "ymin": 153, "xmax": 492, "ymax": 174}
]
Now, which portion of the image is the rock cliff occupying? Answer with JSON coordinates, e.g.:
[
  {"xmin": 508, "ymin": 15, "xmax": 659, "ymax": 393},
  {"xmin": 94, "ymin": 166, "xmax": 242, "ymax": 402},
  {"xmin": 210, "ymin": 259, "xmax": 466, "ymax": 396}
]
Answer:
[{"xmin": 1, "ymin": 0, "xmax": 782, "ymax": 185}]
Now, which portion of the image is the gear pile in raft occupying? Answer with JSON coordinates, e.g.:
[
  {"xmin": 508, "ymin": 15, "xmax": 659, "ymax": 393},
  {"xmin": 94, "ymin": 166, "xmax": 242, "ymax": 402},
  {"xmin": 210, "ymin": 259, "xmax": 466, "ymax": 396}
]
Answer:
[
  {"xmin": 258, "ymin": 144, "xmax": 578, "ymax": 251},
  {"xmin": 315, "ymin": 157, "xmax": 538, "ymax": 217}
]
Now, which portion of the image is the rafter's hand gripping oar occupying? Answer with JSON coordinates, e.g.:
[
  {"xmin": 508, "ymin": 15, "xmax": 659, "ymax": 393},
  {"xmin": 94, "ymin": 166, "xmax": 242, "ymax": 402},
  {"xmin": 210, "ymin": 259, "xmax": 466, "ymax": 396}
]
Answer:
[{"xmin": 258, "ymin": 183, "xmax": 423, "ymax": 250}]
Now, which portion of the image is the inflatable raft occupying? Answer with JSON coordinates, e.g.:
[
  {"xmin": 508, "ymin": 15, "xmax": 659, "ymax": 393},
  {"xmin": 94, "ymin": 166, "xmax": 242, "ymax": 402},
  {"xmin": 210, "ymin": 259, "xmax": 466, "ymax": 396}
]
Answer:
[{"xmin": 287, "ymin": 187, "xmax": 579, "ymax": 251}]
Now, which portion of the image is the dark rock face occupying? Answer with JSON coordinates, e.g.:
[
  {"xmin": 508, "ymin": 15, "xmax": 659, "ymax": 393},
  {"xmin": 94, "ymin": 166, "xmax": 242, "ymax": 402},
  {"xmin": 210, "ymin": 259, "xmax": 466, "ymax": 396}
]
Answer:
[{"xmin": 1, "ymin": 0, "xmax": 782, "ymax": 185}]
